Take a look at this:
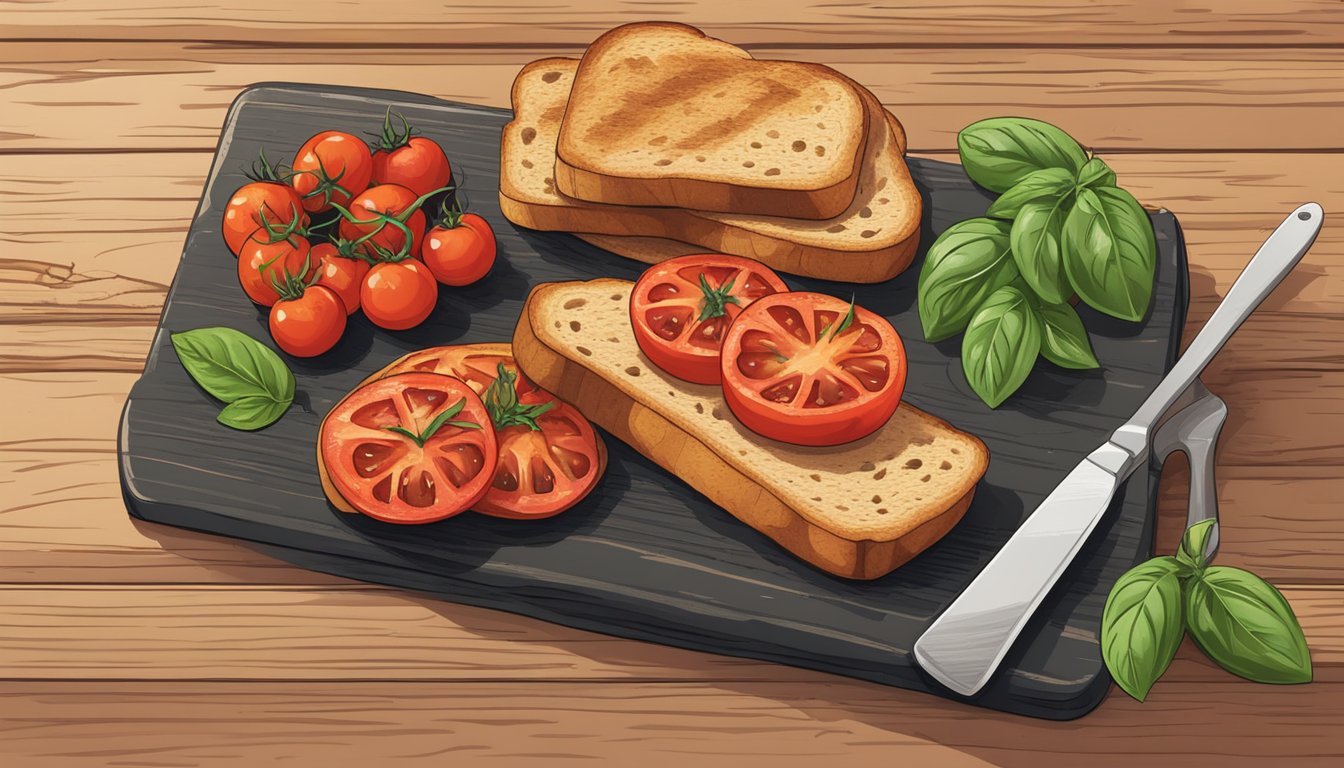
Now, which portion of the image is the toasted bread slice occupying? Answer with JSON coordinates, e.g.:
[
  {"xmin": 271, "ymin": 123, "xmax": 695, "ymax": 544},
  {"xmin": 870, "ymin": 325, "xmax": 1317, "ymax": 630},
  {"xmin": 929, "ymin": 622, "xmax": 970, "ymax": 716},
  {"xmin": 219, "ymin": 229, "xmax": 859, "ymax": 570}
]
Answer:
[
  {"xmin": 553, "ymin": 22, "xmax": 866, "ymax": 218},
  {"xmin": 512, "ymin": 279, "xmax": 988, "ymax": 580},
  {"xmin": 500, "ymin": 58, "xmax": 921, "ymax": 284}
]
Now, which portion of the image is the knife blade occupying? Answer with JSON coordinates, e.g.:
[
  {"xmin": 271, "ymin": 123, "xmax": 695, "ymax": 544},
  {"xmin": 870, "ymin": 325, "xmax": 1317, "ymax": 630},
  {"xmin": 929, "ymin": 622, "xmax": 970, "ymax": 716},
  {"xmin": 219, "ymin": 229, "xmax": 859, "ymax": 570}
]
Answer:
[{"xmin": 913, "ymin": 202, "xmax": 1323, "ymax": 697}]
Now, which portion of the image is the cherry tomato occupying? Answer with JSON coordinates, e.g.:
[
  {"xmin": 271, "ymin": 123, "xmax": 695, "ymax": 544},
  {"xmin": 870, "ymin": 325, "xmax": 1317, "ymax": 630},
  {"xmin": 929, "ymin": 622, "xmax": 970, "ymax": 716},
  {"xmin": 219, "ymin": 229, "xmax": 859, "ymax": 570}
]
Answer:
[
  {"xmin": 311, "ymin": 242, "xmax": 370, "ymax": 316},
  {"xmin": 319, "ymin": 373, "xmax": 498, "ymax": 523},
  {"xmin": 361, "ymin": 259, "xmax": 438, "ymax": 330},
  {"xmin": 290, "ymin": 131, "xmax": 373, "ymax": 214},
  {"xmin": 269, "ymin": 284, "xmax": 347, "ymax": 358},
  {"xmin": 630, "ymin": 255, "xmax": 789, "ymax": 385},
  {"xmin": 221, "ymin": 181, "xmax": 307, "ymax": 256},
  {"xmin": 337, "ymin": 184, "xmax": 426, "ymax": 259},
  {"xmin": 237, "ymin": 233, "xmax": 313, "ymax": 307},
  {"xmin": 720, "ymin": 292, "xmax": 907, "ymax": 446},
  {"xmin": 380, "ymin": 344, "xmax": 606, "ymax": 519},
  {"xmin": 421, "ymin": 213, "xmax": 497, "ymax": 286}
]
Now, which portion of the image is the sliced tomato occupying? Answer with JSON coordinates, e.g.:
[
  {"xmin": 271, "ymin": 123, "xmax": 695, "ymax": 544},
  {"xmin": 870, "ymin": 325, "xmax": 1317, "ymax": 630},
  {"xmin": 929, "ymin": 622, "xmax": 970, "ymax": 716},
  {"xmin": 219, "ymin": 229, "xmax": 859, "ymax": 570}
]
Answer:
[
  {"xmin": 381, "ymin": 344, "xmax": 606, "ymax": 519},
  {"xmin": 720, "ymin": 292, "xmax": 907, "ymax": 446},
  {"xmin": 630, "ymin": 254, "xmax": 788, "ymax": 385},
  {"xmin": 320, "ymin": 373, "xmax": 497, "ymax": 524}
]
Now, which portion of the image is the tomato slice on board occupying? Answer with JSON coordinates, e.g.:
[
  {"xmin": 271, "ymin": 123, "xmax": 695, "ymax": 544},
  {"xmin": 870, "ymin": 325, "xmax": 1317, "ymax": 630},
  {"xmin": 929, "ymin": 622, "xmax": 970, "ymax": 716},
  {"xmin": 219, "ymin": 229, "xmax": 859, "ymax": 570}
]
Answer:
[
  {"xmin": 319, "ymin": 373, "xmax": 497, "ymax": 524},
  {"xmin": 380, "ymin": 344, "xmax": 607, "ymax": 519},
  {"xmin": 720, "ymin": 292, "xmax": 907, "ymax": 447},
  {"xmin": 630, "ymin": 254, "xmax": 789, "ymax": 385}
]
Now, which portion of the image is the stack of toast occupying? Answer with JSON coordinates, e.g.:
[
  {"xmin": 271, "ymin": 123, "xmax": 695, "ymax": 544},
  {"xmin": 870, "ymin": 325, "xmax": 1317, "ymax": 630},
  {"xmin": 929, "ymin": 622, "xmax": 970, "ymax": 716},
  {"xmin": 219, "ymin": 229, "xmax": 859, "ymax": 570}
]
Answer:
[{"xmin": 500, "ymin": 22, "xmax": 923, "ymax": 284}]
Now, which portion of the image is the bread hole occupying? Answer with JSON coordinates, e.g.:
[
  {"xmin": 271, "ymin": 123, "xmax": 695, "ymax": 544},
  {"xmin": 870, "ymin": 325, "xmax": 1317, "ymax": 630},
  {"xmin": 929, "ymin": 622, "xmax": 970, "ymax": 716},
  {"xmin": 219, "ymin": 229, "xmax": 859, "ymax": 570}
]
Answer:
[
  {"xmin": 859, "ymin": 207, "xmax": 872, "ymax": 218},
  {"xmin": 826, "ymin": 224, "xmax": 846, "ymax": 233},
  {"xmin": 738, "ymin": 450, "xmax": 748, "ymax": 456},
  {"xmin": 521, "ymin": 159, "xmax": 533, "ymax": 169},
  {"xmin": 606, "ymin": 336, "xmax": 619, "ymax": 343},
  {"xmin": 764, "ymin": 168, "xmax": 781, "ymax": 176},
  {"xmin": 873, "ymin": 468, "xmax": 887, "ymax": 480},
  {"xmin": 835, "ymin": 504, "xmax": 850, "ymax": 512},
  {"xmin": 667, "ymin": 390, "xmax": 676, "ymax": 398},
  {"xmin": 811, "ymin": 496, "xmax": 823, "ymax": 502},
  {"xmin": 711, "ymin": 406, "xmax": 725, "ymax": 420},
  {"xmin": 750, "ymin": 141, "xmax": 762, "ymax": 149},
  {"xmin": 576, "ymin": 346, "xmax": 592, "ymax": 357},
  {"xmin": 871, "ymin": 495, "xmax": 882, "ymax": 504},
  {"xmin": 625, "ymin": 366, "xmax": 641, "ymax": 377},
  {"xmin": 951, "ymin": 448, "xmax": 961, "ymax": 455},
  {"xmin": 861, "ymin": 230, "xmax": 879, "ymax": 238},
  {"xmin": 553, "ymin": 321, "xmax": 561, "ymax": 329},
  {"xmin": 569, "ymin": 321, "xmax": 581, "ymax": 332},
  {"xmin": 809, "ymin": 473, "xmax": 822, "ymax": 482},
  {"xmin": 814, "ymin": 145, "xmax": 826, "ymax": 157},
  {"xmin": 815, "ymin": 122, "xmax": 826, "ymax": 130},
  {"xmin": 876, "ymin": 508, "xmax": 889, "ymax": 515},
  {"xmin": 905, "ymin": 458, "xmax": 923, "ymax": 470},
  {"xmin": 654, "ymin": 159, "xmax": 672, "ymax": 166},
  {"xmin": 694, "ymin": 403, "xmax": 704, "ymax": 414},
  {"xmin": 696, "ymin": 155, "xmax": 706, "ymax": 162},
  {"xmin": 791, "ymin": 140, "xmax": 806, "ymax": 152},
  {"xmin": 940, "ymin": 460, "xmax": 953, "ymax": 471},
  {"xmin": 521, "ymin": 127, "xmax": 537, "ymax": 145},
  {"xmin": 878, "ymin": 197, "xmax": 890, "ymax": 205},
  {"xmin": 921, "ymin": 474, "xmax": 931, "ymax": 483},
  {"xmin": 541, "ymin": 71, "xmax": 561, "ymax": 83},
  {"xmin": 610, "ymin": 293, "xmax": 623, "ymax": 301},
  {"xmin": 742, "ymin": 161, "xmax": 755, "ymax": 168},
  {"xmin": 876, "ymin": 177, "xmax": 888, "ymax": 192},
  {"xmin": 648, "ymin": 135, "xmax": 668, "ymax": 146},
  {"xmin": 563, "ymin": 298, "xmax": 587, "ymax": 310},
  {"xmin": 814, "ymin": 105, "xmax": 823, "ymax": 113},
  {"xmin": 859, "ymin": 461, "xmax": 876, "ymax": 471},
  {"xmin": 767, "ymin": 129, "xmax": 780, "ymax": 138},
  {"xmin": 910, "ymin": 435, "xmax": 934, "ymax": 447}
]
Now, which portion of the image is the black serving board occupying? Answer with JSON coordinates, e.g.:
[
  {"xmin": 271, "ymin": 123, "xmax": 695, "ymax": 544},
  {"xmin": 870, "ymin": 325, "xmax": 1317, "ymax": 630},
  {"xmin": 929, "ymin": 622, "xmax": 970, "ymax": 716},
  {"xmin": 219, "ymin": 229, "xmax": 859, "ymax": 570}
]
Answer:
[{"xmin": 119, "ymin": 83, "xmax": 1188, "ymax": 720}]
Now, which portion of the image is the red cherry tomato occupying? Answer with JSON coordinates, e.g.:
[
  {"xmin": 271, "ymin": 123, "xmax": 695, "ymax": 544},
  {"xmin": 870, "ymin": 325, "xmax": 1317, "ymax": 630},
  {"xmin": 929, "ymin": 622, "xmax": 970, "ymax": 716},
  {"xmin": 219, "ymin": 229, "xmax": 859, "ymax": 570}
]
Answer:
[
  {"xmin": 720, "ymin": 292, "xmax": 907, "ymax": 446},
  {"xmin": 237, "ymin": 233, "xmax": 313, "ymax": 307},
  {"xmin": 221, "ymin": 181, "xmax": 307, "ymax": 256},
  {"xmin": 337, "ymin": 184, "xmax": 426, "ymax": 259},
  {"xmin": 630, "ymin": 254, "xmax": 789, "ymax": 385},
  {"xmin": 421, "ymin": 213, "xmax": 497, "ymax": 286},
  {"xmin": 290, "ymin": 131, "xmax": 373, "ymax": 214},
  {"xmin": 361, "ymin": 259, "xmax": 438, "ymax": 330},
  {"xmin": 311, "ymin": 242, "xmax": 370, "ymax": 316},
  {"xmin": 269, "ymin": 285, "xmax": 347, "ymax": 358}
]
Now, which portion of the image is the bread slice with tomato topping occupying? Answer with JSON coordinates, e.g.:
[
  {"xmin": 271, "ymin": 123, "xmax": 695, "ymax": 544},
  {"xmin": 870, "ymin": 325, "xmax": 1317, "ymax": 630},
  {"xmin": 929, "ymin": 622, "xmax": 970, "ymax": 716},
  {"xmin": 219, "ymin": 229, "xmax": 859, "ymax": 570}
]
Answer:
[{"xmin": 512, "ymin": 278, "xmax": 988, "ymax": 580}]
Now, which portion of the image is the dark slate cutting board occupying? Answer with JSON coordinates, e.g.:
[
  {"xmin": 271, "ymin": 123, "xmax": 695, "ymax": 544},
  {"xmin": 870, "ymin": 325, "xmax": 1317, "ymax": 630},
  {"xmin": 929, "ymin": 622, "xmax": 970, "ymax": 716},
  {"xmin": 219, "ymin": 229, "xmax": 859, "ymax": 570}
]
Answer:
[{"xmin": 118, "ymin": 83, "xmax": 1188, "ymax": 720}]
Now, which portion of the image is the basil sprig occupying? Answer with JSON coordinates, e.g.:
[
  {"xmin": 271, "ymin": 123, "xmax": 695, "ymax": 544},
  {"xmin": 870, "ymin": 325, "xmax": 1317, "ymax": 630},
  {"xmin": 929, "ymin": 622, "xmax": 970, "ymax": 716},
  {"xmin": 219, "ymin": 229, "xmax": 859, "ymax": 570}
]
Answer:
[
  {"xmin": 919, "ymin": 116, "xmax": 1158, "ymax": 408},
  {"xmin": 171, "ymin": 327, "xmax": 295, "ymax": 431},
  {"xmin": 1102, "ymin": 519, "xmax": 1312, "ymax": 702}
]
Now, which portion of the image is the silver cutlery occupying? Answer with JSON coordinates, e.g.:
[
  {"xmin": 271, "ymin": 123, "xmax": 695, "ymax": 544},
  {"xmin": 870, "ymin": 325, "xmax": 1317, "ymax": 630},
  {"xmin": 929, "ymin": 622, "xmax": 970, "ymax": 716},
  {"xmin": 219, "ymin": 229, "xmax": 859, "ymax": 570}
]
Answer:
[
  {"xmin": 913, "ymin": 203, "xmax": 1323, "ymax": 697},
  {"xmin": 1152, "ymin": 380, "xmax": 1227, "ymax": 560}
]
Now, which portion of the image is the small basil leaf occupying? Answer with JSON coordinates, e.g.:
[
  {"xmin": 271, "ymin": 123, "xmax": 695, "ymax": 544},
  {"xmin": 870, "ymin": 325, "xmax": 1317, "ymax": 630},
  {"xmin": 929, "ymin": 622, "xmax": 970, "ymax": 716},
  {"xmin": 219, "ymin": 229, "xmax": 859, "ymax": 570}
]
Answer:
[
  {"xmin": 957, "ymin": 117, "xmax": 1088, "ymax": 193},
  {"xmin": 171, "ymin": 327, "xmax": 294, "ymax": 404},
  {"xmin": 917, "ymin": 218, "xmax": 1018, "ymax": 341},
  {"xmin": 1036, "ymin": 300, "xmax": 1099, "ymax": 369},
  {"xmin": 985, "ymin": 167, "xmax": 1074, "ymax": 219},
  {"xmin": 1186, "ymin": 566, "xmax": 1312, "ymax": 684},
  {"xmin": 1102, "ymin": 556, "xmax": 1186, "ymax": 702},
  {"xmin": 1177, "ymin": 519, "xmax": 1218, "ymax": 572},
  {"xmin": 961, "ymin": 285, "xmax": 1041, "ymax": 408},
  {"xmin": 1062, "ymin": 187, "xmax": 1157, "ymax": 321},
  {"xmin": 1011, "ymin": 195, "xmax": 1072, "ymax": 304},
  {"xmin": 1077, "ymin": 156, "xmax": 1117, "ymax": 189},
  {"xmin": 216, "ymin": 395, "xmax": 291, "ymax": 431}
]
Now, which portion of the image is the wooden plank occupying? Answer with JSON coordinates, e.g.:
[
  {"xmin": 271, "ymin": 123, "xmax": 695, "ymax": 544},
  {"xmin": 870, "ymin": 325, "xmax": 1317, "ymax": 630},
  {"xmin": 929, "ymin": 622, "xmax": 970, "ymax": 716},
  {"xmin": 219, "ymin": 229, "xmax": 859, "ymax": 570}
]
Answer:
[
  {"xmin": 3, "ymin": 44, "xmax": 1344, "ymax": 152},
  {"xmin": 0, "ymin": 679, "xmax": 1339, "ymax": 767},
  {"xmin": 4, "ymin": 1, "xmax": 1342, "ymax": 46}
]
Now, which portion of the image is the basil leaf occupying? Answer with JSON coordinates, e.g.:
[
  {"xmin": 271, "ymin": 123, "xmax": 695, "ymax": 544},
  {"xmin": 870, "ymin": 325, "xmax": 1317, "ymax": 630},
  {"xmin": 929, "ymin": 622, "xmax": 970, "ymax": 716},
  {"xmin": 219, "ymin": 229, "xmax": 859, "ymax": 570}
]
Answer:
[
  {"xmin": 1186, "ymin": 566, "xmax": 1312, "ymax": 684},
  {"xmin": 957, "ymin": 117, "xmax": 1088, "ymax": 193},
  {"xmin": 171, "ymin": 327, "xmax": 295, "ymax": 431},
  {"xmin": 1102, "ymin": 556, "xmax": 1186, "ymax": 702},
  {"xmin": 961, "ymin": 285, "xmax": 1041, "ymax": 408},
  {"xmin": 1177, "ymin": 519, "xmax": 1218, "ymax": 573},
  {"xmin": 1062, "ymin": 186, "xmax": 1157, "ymax": 321},
  {"xmin": 1077, "ymin": 156, "xmax": 1117, "ymax": 189},
  {"xmin": 1011, "ymin": 195, "xmax": 1072, "ymax": 304},
  {"xmin": 1035, "ymin": 300, "xmax": 1099, "ymax": 369},
  {"xmin": 217, "ymin": 395, "xmax": 291, "ymax": 431},
  {"xmin": 986, "ymin": 167, "xmax": 1074, "ymax": 219},
  {"xmin": 917, "ymin": 218, "xmax": 1018, "ymax": 341}
]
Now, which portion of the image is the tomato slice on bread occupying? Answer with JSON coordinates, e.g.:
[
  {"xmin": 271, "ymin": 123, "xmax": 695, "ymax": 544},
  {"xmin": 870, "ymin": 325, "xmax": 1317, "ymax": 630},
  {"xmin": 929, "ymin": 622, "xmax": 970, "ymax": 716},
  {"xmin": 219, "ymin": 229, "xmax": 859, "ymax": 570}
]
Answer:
[
  {"xmin": 630, "ymin": 254, "xmax": 788, "ymax": 385},
  {"xmin": 319, "ymin": 373, "xmax": 497, "ymax": 523},
  {"xmin": 380, "ymin": 344, "xmax": 607, "ymax": 520},
  {"xmin": 720, "ymin": 292, "xmax": 907, "ymax": 446}
]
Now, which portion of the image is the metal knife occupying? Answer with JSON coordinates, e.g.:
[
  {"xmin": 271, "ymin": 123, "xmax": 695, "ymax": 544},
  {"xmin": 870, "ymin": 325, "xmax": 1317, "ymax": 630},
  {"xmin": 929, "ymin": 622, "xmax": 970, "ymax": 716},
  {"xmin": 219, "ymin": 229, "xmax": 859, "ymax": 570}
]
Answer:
[
  {"xmin": 913, "ymin": 203, "xmax": 1323, "ymax": 697},
  {"xmin": 1152, "ymin": 380, "xmax": 1227, "ymax": 560}
]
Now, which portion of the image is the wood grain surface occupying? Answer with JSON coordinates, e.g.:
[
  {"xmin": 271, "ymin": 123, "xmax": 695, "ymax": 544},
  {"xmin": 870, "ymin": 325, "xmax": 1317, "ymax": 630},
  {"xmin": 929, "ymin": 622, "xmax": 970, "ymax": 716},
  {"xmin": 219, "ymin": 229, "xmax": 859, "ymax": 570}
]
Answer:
[{"xmin": 2, "ymin": 0, "xmax": 1342, "ymax": 763}]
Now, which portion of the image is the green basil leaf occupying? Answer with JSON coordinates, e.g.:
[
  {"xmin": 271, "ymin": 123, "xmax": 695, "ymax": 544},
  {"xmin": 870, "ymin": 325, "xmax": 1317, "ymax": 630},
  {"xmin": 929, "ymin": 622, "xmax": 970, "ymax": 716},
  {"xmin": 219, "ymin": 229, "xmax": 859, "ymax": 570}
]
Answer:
[
  {"xmin": 1062, "ymin": 187, "xmax": 1157, "ymax": 321},
  {"xmin": 961, "ymin": 285, "xmax": 1041, "ymax": 408},
  {"xmin": 1177, "ymin": 519, "xmax": 1218, "ymax": 573},
  {"xmin": 917, "ymin": 218, "xmax": 1018, "ymax": 341},
  {"xmin": 216, "ymin": 395, "xmax": 291, "ymax": 431},
  {"xmin": 1077, "ymin": 156, "xmax": 1117, "ymax": 189},
  {"xmin": 957, "ymin": 117, "xmax": 1088, "ymax": 193},
  {"xmin": 985, "ymin": 167, "xmax": 1074, "ymax": 219},
  {"xmin": 172, "ymin": 327, "xmax": 295, "ymax": 404},
  {"xmin": 1186, "ymin": 566, "xmax": 1312, "ymax": 684},
  {"xmin": 1035, "ymin": 300, "xmax": 1099, "ymax": 369},
  {"xmin": 1102, "ymin": 556, "xmax": 1186, "ymax": 702},
  {"xmin": 1010, "ymin": 195, "xmax": 1072, "ymax": 304}
]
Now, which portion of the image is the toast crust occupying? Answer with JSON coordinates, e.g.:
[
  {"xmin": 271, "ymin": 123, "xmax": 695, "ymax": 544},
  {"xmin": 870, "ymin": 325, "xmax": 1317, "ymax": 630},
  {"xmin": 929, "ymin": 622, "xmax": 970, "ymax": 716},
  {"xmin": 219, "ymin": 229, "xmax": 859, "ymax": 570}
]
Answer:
[
  {"xmin": 512, "ymin": 279, "xmax": 987, "ymax": 580},
  {"xmin": 554, "ymin": 22, "xmax": 866, "ymax": 219}
]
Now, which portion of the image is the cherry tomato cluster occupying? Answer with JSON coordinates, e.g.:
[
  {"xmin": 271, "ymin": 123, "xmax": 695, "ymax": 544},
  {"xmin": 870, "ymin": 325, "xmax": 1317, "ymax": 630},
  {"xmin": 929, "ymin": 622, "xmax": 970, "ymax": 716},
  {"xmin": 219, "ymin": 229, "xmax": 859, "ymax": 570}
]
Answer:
[
  {"xmin": 630, "ymin": 254, "xmax": 908, "ymax": 447},
  {"xmin": 220, "ymin": 109, "xmax": 498, "ymax": 358}
]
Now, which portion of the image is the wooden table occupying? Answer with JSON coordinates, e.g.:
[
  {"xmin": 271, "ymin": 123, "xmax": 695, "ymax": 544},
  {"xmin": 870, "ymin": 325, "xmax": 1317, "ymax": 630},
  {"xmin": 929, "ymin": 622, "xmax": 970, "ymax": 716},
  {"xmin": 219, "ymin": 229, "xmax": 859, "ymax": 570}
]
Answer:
[{"xmin": 3, "ymin": 3, "xmax": 1342, "ymax": 765}]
